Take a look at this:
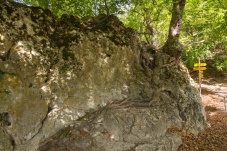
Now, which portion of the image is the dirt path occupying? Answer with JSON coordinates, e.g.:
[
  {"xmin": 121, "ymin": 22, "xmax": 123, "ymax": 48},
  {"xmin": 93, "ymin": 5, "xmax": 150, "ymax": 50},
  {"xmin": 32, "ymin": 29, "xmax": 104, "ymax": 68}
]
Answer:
[
  {"xmin": 202, "ymin": 77, "xmax": 227, "ymax": 111},
  {"xmin": 179, "ymin": 75, "xmax": 227, "ymax": 151}
]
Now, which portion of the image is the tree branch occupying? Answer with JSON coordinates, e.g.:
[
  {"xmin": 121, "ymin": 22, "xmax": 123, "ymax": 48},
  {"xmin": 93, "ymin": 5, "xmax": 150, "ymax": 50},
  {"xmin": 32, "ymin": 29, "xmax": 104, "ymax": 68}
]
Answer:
[
  {"xmin": 104, "ymin": 0, "xmax": 110, "ymax": 16},
  {"xmin": 144, "ymin": 9, "xmax": 158, "ymax": 48},
  {"xmin": 168, "ymin": 0, "xmax": 186, "ymax": 42},
  {"xmin": 184, "ymin": 40, "xmax": 205, "ymax": 48},
  {"xmin": 163, "ymin": 0, "xmax": 186, "ymax": 62}
]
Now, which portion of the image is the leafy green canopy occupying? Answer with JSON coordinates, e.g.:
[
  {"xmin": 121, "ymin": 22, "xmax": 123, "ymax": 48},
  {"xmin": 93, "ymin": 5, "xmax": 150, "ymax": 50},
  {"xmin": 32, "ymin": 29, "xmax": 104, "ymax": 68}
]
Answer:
[
  {"xmin": 15, "ymin": 0, "xmax": 131, "ymax": 19},
  {"xmin": 13, "ymin": 0, "xmax": 227, "ymax": 71},
  {"xmin": 119, "ymin": 0, "xmax": 172, "ymax": 46},
  {"xmin": 121, "ymin": 0, "xmax": 226, "ymax": 70},
  {"xmin": 181, "ymin": 0, "xmax": 227, "ymax": 69}
]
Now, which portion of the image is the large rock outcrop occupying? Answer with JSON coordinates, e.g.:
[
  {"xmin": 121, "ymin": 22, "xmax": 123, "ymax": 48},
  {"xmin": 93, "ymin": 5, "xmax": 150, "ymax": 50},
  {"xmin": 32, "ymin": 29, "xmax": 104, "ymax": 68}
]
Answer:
[{"xmin": 0, "ymin": 0, "xmax": 206, "ymax": 150}]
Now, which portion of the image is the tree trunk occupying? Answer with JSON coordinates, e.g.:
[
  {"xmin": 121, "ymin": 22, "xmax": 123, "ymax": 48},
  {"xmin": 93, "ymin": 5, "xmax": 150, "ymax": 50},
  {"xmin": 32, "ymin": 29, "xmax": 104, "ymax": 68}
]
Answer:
[
  {"xmin": 145, "ymin": 9, "xmax": 158, "ymax": 49},
  {"xmin": 163, "ymin": 0, "xmax": 186, "ymax": 61}
]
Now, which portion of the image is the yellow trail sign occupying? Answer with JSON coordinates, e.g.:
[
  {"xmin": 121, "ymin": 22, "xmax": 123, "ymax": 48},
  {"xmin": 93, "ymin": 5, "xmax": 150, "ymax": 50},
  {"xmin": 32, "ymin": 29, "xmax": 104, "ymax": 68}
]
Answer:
[
  {"xmin": 194, "ymin": 63, "xmax": 207, "ymax": 67},
  {"xmin": 193, "ymin": 67, "xmax": 207, "ymax": 71}
]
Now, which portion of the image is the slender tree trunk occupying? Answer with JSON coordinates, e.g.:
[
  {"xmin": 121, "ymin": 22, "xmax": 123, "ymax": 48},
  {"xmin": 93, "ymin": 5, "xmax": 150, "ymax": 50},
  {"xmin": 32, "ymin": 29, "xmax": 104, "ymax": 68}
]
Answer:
[
  {"xmin": 104, "ymin": 0, "xmax": 110, "ymax": 16},
  {"xmin": 163, "ymin": 0, "xmax": 186, "ymax": 61},
  {"xmin": 145, "ymin": 9, "xmax": 158, "ymax": 49}
]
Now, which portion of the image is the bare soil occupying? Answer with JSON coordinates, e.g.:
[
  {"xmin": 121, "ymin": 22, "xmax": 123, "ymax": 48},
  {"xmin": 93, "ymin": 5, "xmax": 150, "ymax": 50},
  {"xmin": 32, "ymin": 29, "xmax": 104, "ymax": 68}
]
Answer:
[{"xmin": 179, "ymin": 73, "xmax": 227, "ymax": 151}]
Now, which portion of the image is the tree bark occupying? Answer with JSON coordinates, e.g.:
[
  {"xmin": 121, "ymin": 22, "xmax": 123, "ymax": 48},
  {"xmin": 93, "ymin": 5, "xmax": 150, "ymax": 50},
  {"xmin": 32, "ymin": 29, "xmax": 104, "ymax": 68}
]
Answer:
[
  {"xmin": 163, "ymin": 0, "xmax": 186, "ymax": 61},
  {"xmin": 145, "ymin": 9, "xmax": 158, "ymax": 49},
  {"xmin": 104, "ymin": 0, "xmax": 110, "ymax": 16}
]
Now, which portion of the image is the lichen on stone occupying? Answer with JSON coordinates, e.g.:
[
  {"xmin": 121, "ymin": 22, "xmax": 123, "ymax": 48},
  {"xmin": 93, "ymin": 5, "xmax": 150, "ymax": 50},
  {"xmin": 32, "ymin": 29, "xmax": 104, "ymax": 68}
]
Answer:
[{"xmin": 0, "ymin": 0, "xmax": 207, "ymax": 150}]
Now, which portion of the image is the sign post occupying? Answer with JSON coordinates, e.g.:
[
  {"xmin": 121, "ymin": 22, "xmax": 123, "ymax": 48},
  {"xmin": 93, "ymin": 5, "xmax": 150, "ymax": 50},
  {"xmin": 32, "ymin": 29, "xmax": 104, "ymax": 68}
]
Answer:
[{"xmin": 193, "ymin": 58, "xmax": 207, "ymax": 96}]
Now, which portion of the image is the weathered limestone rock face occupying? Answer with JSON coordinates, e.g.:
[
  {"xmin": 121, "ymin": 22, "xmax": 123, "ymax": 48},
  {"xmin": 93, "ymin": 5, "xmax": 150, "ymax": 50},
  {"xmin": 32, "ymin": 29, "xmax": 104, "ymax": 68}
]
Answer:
[{"xmin": 0, "ymin": 1, "xmax": 206, "ymax": 151}]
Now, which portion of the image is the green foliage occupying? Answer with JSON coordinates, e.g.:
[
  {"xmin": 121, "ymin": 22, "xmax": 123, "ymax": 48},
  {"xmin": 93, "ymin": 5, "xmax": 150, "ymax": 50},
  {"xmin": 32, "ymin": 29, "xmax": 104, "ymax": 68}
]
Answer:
[
  {"xmin": 181, "ymin": 45, "xmax": 212, "ymax": 68},
  {"xmin": 60, "ymin": 66, "xmax": 70, "ymax": 73},
  {"xmin": 0, "ymin": 69, "xmax": 5, "ymax": 80},
  {"xmin": 119, "ymin": 0, "xmax": 172, "ymax": 46},
  {"xmin": 215, "ymin": 55, "xmax": 227, "ymax": 71},
  {"xmin": 2, "ymin": 89, "xmax": 11, "ymax": 94},
  {"xmin": 181, "ymin": 0, "xmax": 227, "ymax": 70},
  {"xmin": 15, "ymin": 0, "xmax": 131, "ymax": 19},
  {"xmin": 120, "ymin": 0, "xmax": 226, "ymax": 70},
  {"xmin": 0, "ymin": 69, "xmax": 17, "ymax": 80},
  {"xmin": 0, "ymin": 69, "xmax": 11, "ymax": 94}
]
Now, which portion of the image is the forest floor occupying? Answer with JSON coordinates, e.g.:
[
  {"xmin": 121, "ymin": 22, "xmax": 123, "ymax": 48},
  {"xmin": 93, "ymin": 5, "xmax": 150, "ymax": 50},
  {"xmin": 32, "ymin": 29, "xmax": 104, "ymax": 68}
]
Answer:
[{"xmin": 179, "ymin": 71, "xmax": 227, "ymax": 151}]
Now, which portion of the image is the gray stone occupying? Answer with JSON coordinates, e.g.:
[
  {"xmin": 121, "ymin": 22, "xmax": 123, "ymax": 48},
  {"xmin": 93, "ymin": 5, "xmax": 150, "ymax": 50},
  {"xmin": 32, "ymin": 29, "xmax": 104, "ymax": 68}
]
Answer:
[
  {"xmin": 0, "ymin": 129, "xmax": 13, "ymax": 151},
  {"xmin": 0, "ymin": 0, "xmax": 207, "ymax": 150}
]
